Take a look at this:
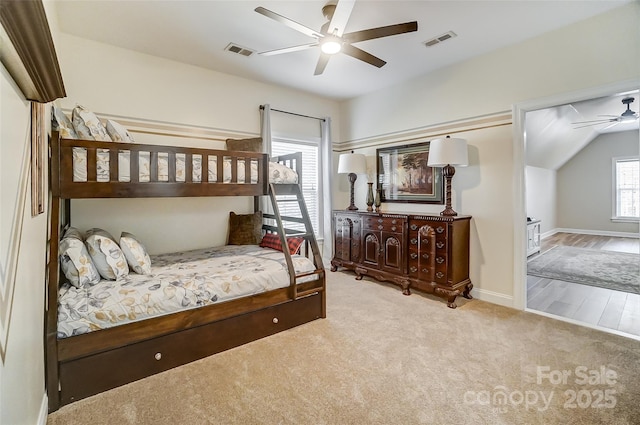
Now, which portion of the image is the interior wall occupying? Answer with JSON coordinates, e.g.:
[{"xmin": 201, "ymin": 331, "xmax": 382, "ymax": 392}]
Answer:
[
  {"xmin": 0, "ymin": 64, "xmax": 48, "ymax": 425},
  {"xmin": 525, "ymin": 166, "xmax": 557, "ymax": 235},
  {"xmin": 557, "ymin": 130, "xmax": 640, "ymax": 234},
  {"xmin": 54, "ymin": 33, "xmax": 340, "ymax": 254},
  {"xmin": 338, "ymin": 2, "xmax": 640, "ymax": 307}
]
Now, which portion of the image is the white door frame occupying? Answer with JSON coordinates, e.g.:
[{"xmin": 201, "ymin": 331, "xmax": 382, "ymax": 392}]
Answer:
[{"xmin": 511, "ymin": 79, "xmax": 640, "ymax": 310}]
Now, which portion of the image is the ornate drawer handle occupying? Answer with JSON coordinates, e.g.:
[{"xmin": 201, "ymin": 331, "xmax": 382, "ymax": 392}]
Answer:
[
  {"xmin": 436, "ymin": 272, "xmax": 444, "ymax": 279},
  {"xmin": 422, "ymin": 239, "xmax": 428, "ymax": 244},
  {"xmin": 378, "ymin": 225, "xmax": 383, "ymax": 230},
  {"xmin": 411, "ymin": 238, "xmax": 417, "ymax": 245},
  {"xmin": 378, "ymin": 219, "xmax": 383, "ymax": 223},
  {"xmin": 410, "ymin": 266, "xmax": 417, "ymax": 273},
  {"xmin": 410, "ymin": 253, "xmax": 418, "ymax": 259},
  {"xmin": 155, "ymin": 353, "xmax": 162, "ymax": 361},
  {"xmin": 436, "ymin": 242, "xmax": 445, "ymax": 249},
  {"xmin": 436, "ymin": 257, "xmax": 445, "ymax": 264},
  {"xmin": 436, "ymin": 226, "xmax": 445, "ymax": 233},
  {"xmin": 391, "ymin": 226, "xmax": 397, "ymax": 232},
  {"xmin": 410, "ymin": 224, "xmax": 418, "ymax": 231},
  {"xmin": 422, "ymin": 268, "xmax": 428, "ymax": 273},
  {"xmin": 422, "ymin": 254, "xmax": 429, "ymax": 259},
  {"xmin": 353, "ymin": 220, "xmax": 359, "ymax": 224},
  {"xmin": 392, "ymin": 219, "xmax": 397, "ymax": 224},
  {"xmin": 337, "ymin": 218, "xmax": 343, "ymax": 222},
  {"xmin": 273, "ymin": 317, "xmax": 279, "ymax": 324}
]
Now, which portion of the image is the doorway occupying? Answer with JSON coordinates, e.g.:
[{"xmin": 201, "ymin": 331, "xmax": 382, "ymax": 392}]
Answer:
[{"xmin": 513, "ymin": 80, "xmax": 640, "ymax": 339}]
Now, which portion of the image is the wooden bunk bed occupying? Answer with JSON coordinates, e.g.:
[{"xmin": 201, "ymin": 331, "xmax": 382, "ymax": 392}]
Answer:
[{"xmin": 46, "ymin": 131, "xmax": 326, "ymax": 412}]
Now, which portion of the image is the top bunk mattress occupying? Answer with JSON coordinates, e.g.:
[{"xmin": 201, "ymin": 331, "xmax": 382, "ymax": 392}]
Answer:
[{"xmin": 57, "ymin": 244, "xmax": 317, "ymax": 339}]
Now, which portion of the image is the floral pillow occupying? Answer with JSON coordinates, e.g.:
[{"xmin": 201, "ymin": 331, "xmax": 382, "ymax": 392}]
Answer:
[
  {"xmin": 52, "ymin": 106, "xmax": 78, "ymax": 139},
  {"xmin": 72, "ymin": 105, "xmax": 112, "ymax": 141},
  {"xmin": 59, "ymin": 227, "xmax": 100, "ymax": 288},
  {"xmin": 85, "ymin": 228, "xmax": 129, "ymax": 280},
  {"xmin": 106, "ymin": 119, "xmax": 135, "ymax": 142},
  {"xmin": 119, "ymin": 232, "xmax": 151, "ymax": 275}
]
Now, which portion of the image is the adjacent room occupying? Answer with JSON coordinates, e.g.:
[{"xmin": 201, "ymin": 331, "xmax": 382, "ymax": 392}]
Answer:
[{"xmin": 1, "ymin": 1, "xmax": 639, "ymax": 424}]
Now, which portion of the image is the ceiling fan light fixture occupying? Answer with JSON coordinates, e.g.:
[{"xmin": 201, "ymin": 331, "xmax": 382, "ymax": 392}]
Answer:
[{"xmin": 320, "ymin": 36, "xmax": 342, "ymax": 54}]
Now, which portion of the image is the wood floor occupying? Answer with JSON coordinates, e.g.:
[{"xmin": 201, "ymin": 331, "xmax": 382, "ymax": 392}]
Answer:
[{"xmin": 526, "ymin": 232, "xmax": 640, "ymax": 338}]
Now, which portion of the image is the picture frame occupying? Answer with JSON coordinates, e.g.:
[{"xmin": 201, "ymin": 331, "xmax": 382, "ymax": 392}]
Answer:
[{"xmin": 376, "ymin": 141, "xmax": 444, "ymax": 204}]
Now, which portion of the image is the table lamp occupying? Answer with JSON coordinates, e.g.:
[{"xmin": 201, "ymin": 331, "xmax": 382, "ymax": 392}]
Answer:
[
  {"xmin": 427, "ymin": 136, "xmax": 468, "ymax": 216},
  {"xmin": 338, "ymin": 152, "xmax": 367, "ymax": 210}
]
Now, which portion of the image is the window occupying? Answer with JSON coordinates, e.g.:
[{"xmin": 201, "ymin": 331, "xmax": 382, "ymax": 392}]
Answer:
[
  {"xmin": 272, "ymin": 139, "xmax": 322, "ymax": 236},
  {"xmin": 613, "ymin": 157, "xmax": 639, "ymax": 220}
]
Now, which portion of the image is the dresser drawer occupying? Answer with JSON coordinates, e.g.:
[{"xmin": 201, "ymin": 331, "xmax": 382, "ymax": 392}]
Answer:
[{"xmin": 363, "ymin": 216, "xmax": 405, "ymax": 233}]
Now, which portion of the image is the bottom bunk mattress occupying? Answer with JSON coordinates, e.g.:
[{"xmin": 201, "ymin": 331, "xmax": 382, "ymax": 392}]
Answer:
[{"xmin": 57, "ymin": 244, "xmax": 318, "ymax": 338}]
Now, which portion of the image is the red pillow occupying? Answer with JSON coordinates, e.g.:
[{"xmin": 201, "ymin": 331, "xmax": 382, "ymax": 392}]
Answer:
[{"xmin": 259, "ymin": 233, "xmax": 304, "ymax": 255}]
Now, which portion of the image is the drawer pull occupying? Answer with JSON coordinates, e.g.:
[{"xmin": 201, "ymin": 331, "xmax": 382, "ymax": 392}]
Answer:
[
  {"xmin": 410, "ymin": 224, "xmax": 418, "ymax": 231},
  {"xmin": 411, "ymin": 238, "xmax": 417, "ymax": 245},
  {"xmin": 436, "ymin": 272, "xmax": 444, "ymax": 279},
  {"xmin": 410, "ymin": 266, "xmax": 417, "ymax": 273},
  {"xmin": 155, "ymin": 353, "xmax": 162, "ymax": 361},
  {"xmin": 378, "ymin": 225, "xmax": 383, "ymax": 230},
  {"xmin": 436, "ymin": 257, "xmax": 445, "ymax": 264},
  {"xmin": 392, "ymin": 219, "xmax": 397, "ymax": 224},
  {"xmin": 422, "ymin": 254, "xmax": 429, "ymax": 260},
  {"xmin": 436, "ymin": 242, "xmax": 445, "ymax": 249},
  {"xmin": 422, "ymin": 268, "xmax": 428, "ymax": 273},
  {"xmin": 378, "ymin": 218, "xmax": 383, "ymax": 223},
  {"xmin": 354, "ymin": 220, "xmax": 359, "ymax": 223},
  {"xmin": 391, "ymin": 226, "xmax": 397, "ymax": 232},
  {"xmin": 436, "ymin": 226, "xmax": 445, "ymax": 233},
  {"xmin": 273, "ymin": 317, "xmax": 279, "ymax": 324},
  {"xmin": 422, "ymin": 239, "xmax": 428, "ymax": 244},
  {"xmin": 410, "ymin": 253, "xmax": 418, "ymax": 259}
]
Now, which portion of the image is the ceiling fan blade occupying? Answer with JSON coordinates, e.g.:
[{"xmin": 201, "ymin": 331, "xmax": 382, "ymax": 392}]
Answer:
[
  {"xmin": 599, "ymin": 122, "xmax": 619, "ymax": 131},
  {"xmin": 259, "ymin": 43, "xmax": 318, "ymax": 56},
  {"xmin": 255, "ymin": 6, "xmax": 323, "ymax": 39},
  {"xmin": 341, "ymin": 44, "xmax": 386, "ymax": 68},
  {"xmin": 314, "ymin": 53, "xmax": 331, "ymax": 75},
  {"xmin": 328, "ymin": 0, "xmax": 355, "ymax": 37},
  {"xmin": 344, "ymin": 21, "xmax": 418, "ymax": 43},
  {"xmin": 571, "ymin": 118, "xmax": 617, "ymax": 124},
  {"xmin": 572, "ymin": 122, "xmax": 613, "ymax": 129}
]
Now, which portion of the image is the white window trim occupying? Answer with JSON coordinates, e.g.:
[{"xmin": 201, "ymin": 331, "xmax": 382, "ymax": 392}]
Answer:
[
  {"xmin": 611, "ymin": 155, "xmax": 640, "ymax": 222},
  {"xmin": 272, "ymin": 136, "xmax": 324, "ymax": 237}
]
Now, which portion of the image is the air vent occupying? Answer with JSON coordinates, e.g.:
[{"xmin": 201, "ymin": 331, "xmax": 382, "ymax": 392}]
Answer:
[
  {"xmin": 423, "ymin": 31, "xmax": 457, "ymax": 48},
  {"xmin": 224, "ymin": 43, "xmax": 255, "ymax": 57}
]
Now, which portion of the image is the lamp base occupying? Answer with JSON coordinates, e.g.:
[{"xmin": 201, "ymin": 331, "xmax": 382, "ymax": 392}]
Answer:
[
  {"xmin": 346, "ymin": 172, "xmax": 358, "ymax": 210},
  {"xmin": 440, "ymin": 164, "xmax": 459, "ymax": 216}
]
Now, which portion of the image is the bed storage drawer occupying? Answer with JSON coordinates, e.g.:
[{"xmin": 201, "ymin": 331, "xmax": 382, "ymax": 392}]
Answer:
[{"xmin": 58, "ymin": 293, "xmax": 322, "ymax": 405}]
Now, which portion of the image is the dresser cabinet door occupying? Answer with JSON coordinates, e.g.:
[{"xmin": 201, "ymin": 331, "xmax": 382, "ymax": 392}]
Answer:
[
  {"xmin": 334, "ymin": 213, "xmax": 361, "ymax": 263},
  {"xmin": 381, "ymin": 232, "xmax": 404, "ymax": 274},
  {"xmin": 362, "ymin": 231, "xmax": 381, "ymax": 267}
]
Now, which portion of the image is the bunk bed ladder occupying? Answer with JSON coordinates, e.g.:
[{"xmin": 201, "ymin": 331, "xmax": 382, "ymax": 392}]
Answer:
[{"xmin": 267, "ymin": 183, "xmax": 325, "ymax": 300}]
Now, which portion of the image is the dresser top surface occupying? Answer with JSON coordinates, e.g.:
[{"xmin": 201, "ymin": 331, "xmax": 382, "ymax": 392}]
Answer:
[{"xmin": 333, "ymin": 210, "xmax": 471, "ymax": 221}]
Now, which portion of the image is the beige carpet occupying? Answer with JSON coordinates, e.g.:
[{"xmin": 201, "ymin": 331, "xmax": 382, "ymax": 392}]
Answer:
[{"xmin": 48, "ymin": 271, "xmax": 640, "ymax": 425}]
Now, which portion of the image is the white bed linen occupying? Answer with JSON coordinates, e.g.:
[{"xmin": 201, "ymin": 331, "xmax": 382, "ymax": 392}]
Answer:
[{"xmin": 57, "ymin": 244, "xmax": 317, "ymax": 338}]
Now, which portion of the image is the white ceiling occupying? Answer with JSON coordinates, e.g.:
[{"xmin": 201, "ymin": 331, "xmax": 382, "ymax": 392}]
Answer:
[
  {"xmin": 53, "ymin": 0, "xmax": 631, "ymax": 101},
  {"xmin": 526, "ymin": 92, "xmax": 640, "ymax": 170}
]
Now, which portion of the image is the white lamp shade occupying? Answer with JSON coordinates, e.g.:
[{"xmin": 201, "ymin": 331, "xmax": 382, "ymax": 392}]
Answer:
[
  {"xmin": 427, "ymin": 137, "xmax": 468, "ymax": 167},
  {"xmin": 338, "ymin": 153, "xmax": 367, "ymax": 174}
]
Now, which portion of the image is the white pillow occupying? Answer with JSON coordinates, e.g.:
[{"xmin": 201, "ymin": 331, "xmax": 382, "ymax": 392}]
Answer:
[
  {"xmin": 106, "ymin": 119, "xmax": 135, "ymax": 142},
  {"xmin": 72, "ymin": 105, "xmax": 112, "ymax": 141},
  {"xmin": 59, "ymin": 227, "xmax": 100, "ymax": 288},
  {"xmin": 85, "ymin": 228, "xmax": 129, "ymax": 280},
  {"xmin": 52, "ymin": 106, "xmax": 78, "ymax": 139},
  {"xmin": 119, "ymin": 232, "xmax": 151, "ymax": 275}
]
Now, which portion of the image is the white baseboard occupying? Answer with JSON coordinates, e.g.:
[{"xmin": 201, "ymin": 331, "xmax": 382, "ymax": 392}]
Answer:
[
  {"xmin": 38, "ymin": 393, "xmax": 48, "ymax": 425},
  {"xmin": 544, "ymin": 227, "xmax": 639, "ymax": 239},
  {"xmin": 471, "ymin": 288, "xmax": 514, "ymax": 308}
]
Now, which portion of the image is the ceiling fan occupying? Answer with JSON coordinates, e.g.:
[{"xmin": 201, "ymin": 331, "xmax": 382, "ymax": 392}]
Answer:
[
  {"xmin": 255, "ymin": 0, "xmax": 418, "ymax": 75},
  {"xmin": 572, "ymin": 97, "xmax": 639, "ymax": 130}
]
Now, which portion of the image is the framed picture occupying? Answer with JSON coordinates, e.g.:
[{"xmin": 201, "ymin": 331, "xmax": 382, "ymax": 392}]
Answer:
[{"xmin": 376, "ymin": 141, "xmax": 444, "ymax": 204}]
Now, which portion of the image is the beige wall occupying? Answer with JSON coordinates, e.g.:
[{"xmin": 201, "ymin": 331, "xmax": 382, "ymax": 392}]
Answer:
[
  {"xmin": 55, "ymin": 33, "xmax": 341, "ymax": 254},
  {"xmin": 557, "ymin": 130, "xmax": 640, "ymax": 234},
  {"xmin": 338, "ymin": 2, "xmax": 640, "ymax": 306},
  {"xmin": 0, "ymin": 65, "xmax": 48, "ymax": 425}
]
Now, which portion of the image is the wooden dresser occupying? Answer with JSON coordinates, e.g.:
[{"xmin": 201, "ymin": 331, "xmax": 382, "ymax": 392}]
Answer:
[{"xmin": 331, "ymin": 210, "xmax": 472, "ymax": 308}]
